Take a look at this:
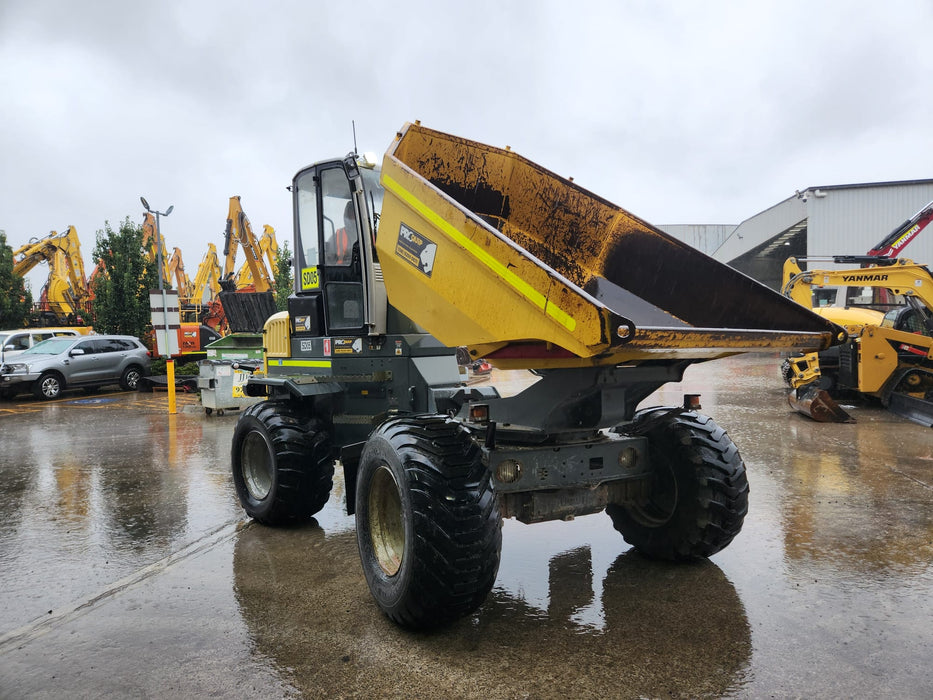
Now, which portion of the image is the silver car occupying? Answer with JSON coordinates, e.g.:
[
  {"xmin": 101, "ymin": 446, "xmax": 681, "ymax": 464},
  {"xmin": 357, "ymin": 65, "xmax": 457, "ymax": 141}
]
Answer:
[{"xmin": 0, "ymin": 335, "xmax": 151, "ymax": 400}]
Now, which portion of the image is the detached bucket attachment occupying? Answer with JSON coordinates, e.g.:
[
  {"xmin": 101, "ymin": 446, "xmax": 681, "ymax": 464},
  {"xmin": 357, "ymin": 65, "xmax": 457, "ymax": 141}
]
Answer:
[{"xmin": 788, "ymin": 383, "xmax": 855, "ymax": 423}]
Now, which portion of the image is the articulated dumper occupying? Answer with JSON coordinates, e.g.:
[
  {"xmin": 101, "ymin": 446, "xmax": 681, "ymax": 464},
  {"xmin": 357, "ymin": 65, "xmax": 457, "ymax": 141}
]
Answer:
[{"xmin": 231, "ymin": 122, "xmax": 843, "ymax": 629}]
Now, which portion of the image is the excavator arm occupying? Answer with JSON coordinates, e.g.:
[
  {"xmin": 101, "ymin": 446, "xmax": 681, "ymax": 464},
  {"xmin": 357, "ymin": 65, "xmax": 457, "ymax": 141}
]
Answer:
[
  {"xmin": 142, "ymin": 212, "xmax": 172, "ymax": 286},
  {"xmin": 867, "ymin": 200, "xmax": 933, "ymax": 258},
  {"xmin": 223, "ymin": 196, "xmax": 273, "ymax": 292},
  {"xmin": 166, "ymin": 247, "xmax": 192, "ymax": 304},
  {"xmin": 12, "ymin": 227, "xmax": 90, "ymax": 322},
  {"xmin": 190, "ymin": 243, "xmax": 223, "ymax": 305},
  {"xmin": 234, "ymin": 225, "xmax": 278, "ymax": 288},
  {"xmin": 783, "ymin": 257, "xmax": 933, "ymax": 311}
]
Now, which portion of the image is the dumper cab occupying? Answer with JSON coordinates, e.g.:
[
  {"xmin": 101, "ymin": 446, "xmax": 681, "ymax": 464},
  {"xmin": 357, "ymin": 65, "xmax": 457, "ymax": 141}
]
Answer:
[{"xmin": 288, "ymin": 153, "xmax": 389, "ymax": 339}]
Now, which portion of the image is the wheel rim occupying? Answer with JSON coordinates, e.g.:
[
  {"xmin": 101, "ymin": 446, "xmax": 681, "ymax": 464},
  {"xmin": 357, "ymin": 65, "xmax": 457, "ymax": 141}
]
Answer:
[
  {"xmin": 125, "ymin": 370, "xmax": 140, "ymax": 389},
  {"xmin": 241, "ymin": 431, "xmax": 274, "ymax": 502},
  {"xmin": 627, "ymin": 462, "xmax": 678, "ymax": 527},
  {"xmin": 42, "ymin": 377, "xmax": 60, "ymax": 398},
  {"xmin": 368, "ymin": 464, "xmax": 404, "ymax": 576}
]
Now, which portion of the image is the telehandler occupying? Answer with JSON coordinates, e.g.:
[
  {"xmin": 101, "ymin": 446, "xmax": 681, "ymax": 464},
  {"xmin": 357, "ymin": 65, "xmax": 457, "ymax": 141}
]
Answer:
[
  {"xmin": 231, "ymin": 122, "xmax": 842, "ymax": 628},
  {"xmin": 782, "ymin": 255, "xmax": 933, "ymax": 426}
]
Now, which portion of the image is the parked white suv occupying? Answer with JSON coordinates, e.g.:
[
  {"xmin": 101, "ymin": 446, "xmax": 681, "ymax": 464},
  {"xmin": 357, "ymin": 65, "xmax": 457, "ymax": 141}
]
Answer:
[
  {"xmin": 0, "ymin": 335, "xmax": 151, "ymax": 400},
  {"xmin": 0, "ymin": 328, "xmax": 83, "ymax": 365}
]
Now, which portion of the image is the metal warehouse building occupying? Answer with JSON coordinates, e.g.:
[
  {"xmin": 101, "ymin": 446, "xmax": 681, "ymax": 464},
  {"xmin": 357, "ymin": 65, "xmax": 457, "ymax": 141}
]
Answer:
[{"xmin": 662, "ymin": 179, "xmax": 933, "ymax": 290}]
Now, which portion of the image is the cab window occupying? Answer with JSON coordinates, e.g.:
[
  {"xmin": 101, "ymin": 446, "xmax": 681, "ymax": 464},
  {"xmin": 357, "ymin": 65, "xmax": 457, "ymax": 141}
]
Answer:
[
  {"xmin": 295, "ymin": 169, "xmax": 320, "ymax": 282},
  {"xmin": 321, "ymin": 168, "xmax": 359, "ymax": 268}
]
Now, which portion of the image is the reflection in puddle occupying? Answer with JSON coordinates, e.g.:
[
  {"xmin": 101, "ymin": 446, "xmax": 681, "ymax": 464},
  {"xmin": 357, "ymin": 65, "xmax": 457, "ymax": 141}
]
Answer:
[{"xmin": 232, "ymin": 504, "xmax": 752, "ymax": 698}]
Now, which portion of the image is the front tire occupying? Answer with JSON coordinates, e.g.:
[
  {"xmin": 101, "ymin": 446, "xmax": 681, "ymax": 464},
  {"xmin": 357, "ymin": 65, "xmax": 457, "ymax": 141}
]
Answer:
[
  {"xmin": 356, "ymin": 415, "xmax": 502, "ymax": 629},
  {"xmin": 607, "ymin": 408, "xmax": 748, "ymax": 561},
  {"xmin": 231, "ymin": 401, "xmax": 334, "ymax": 525},
  {"xmin": 34, "ymin": 372, "xmax": 64, "ymax": 400}
]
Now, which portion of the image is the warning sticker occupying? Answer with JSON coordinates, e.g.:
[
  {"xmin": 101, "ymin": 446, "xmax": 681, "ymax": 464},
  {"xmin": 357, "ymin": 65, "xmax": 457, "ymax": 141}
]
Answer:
[{"xmin": 395, "ymin": 223, "xmax": 437, "ymax": 277}]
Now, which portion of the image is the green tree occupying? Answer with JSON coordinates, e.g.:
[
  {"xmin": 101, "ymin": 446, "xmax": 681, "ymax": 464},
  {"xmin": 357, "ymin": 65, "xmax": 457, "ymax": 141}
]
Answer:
[
  {"xmin": 0, "ymin": 230, "xmax": 33, "ymax": 328},
  {"xmin": 91, "ymin": 217, "xmax": 158, "ymax": 339},
  {"xmin": 274, "ymin": 240, "xmax": 293, "ymax": 312}
]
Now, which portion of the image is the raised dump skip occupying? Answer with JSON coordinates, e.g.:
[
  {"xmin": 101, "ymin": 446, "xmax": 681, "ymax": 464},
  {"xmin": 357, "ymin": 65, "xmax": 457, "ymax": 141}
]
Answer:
[{"xmin": 377, "ymin": 122, "xmax": 840, "ymax": 369}]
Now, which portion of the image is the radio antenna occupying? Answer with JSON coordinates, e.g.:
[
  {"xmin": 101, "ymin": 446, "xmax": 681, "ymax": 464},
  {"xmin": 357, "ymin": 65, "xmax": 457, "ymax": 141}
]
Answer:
[{"xmin": 352, "ymin": 120, "xmax": 358, "ymax": 155}]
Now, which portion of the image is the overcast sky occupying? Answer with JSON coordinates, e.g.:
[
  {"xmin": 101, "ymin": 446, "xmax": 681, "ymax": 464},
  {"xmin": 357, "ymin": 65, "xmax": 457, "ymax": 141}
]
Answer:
[{"xmin": 3, "ymin": 0, "xmax": 932, "ymax": 293}]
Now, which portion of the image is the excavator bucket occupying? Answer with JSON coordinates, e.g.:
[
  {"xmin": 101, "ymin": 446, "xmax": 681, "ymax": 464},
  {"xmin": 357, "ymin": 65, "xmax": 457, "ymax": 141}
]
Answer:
[
  {"xmin": 787, "ymin": 384, "xmax": 855, "ymax": 423},
  {"xmin": 378, "ymin": 122, "xmax": 843, "ymax": 370}
]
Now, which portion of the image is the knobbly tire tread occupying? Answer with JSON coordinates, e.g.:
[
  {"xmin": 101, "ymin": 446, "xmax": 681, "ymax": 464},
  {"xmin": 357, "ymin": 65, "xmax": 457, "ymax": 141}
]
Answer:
[
  {"xmin": 231, "ymin": 401, "xmax": 334, "ymax": 525},
  {"xmin": 607, "ymin": 408, "xmax": 749, "ymax": 561},
  {"xmin": 357, "ymin": 415, "xmax": 502, "ymax": 629}
]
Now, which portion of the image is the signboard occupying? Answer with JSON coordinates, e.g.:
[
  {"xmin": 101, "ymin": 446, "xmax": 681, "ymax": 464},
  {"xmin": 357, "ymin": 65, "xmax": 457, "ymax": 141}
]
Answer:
[{"xmin": 149, "ymin": 289, "xmax": 180, "ymax": 357}]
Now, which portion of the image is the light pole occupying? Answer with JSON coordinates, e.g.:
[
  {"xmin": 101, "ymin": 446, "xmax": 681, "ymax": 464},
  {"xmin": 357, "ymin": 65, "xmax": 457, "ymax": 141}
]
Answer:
[
  {"xmin": 140, "ymin": 197, "xmax": 174, "ymax": 356},
  {"xmin": 140, "ymin": 197, "xmax": 173, "ymax": 292}
]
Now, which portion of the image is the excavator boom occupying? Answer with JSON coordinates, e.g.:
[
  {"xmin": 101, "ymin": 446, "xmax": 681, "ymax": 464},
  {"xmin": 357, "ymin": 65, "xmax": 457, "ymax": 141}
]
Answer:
[
  {"xmin": 867, "ymin": 199, "xmax": 933, "ymax": 259},
  {"xmin": 223, "ymin": 196, "xmax": 273, "ymax": 293},
  {"xmin": 12, "ymin": 226, "xmax": 90, "ymax": 323}
]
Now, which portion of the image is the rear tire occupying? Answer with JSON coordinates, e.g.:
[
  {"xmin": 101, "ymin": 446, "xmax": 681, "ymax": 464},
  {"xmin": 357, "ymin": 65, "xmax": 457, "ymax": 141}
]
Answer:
[
  {"xmin": 231, "ymin": 401, "xmax": 334, "ymax": 525},
  {"xmin": 34, "ymin": 372, "xmax": 64, "ymax": 400},
  {"xmin": 356, "ymin": 415, "xmax": 502, "ymax": 629},
  {"xmin": 607, "ymin": 408, "xmax": 748, "ymax": 561},
  {"xmin": 120, "ymin": 364, "xmax": 143, "ymax": 391}
]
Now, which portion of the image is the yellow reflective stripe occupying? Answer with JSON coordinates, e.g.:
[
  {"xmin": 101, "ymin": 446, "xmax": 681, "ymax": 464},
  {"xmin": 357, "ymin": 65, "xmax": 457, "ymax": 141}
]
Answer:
[
  {"xmin": 382, "ymin": 173, "xmax": 576, "ymax": 332},
  {"xmin": 269, "ymin": 359, "xmax": 332, "ymax": 368}
]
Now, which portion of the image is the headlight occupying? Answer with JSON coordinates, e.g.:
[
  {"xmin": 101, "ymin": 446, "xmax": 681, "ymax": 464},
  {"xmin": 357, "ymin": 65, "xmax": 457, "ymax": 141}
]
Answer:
[{"xmin": 5, "ymin": 363, "xmax": 28, "ymax": 373}]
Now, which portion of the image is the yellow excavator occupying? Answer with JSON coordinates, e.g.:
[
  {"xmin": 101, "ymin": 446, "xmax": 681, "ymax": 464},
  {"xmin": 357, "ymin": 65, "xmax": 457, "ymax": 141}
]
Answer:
[
  {"xmin": 188, "ymin": 243, "xmax": 226, "ymax": 332},
  {"xmin": 141, "ymin": 212, "xmax": 173, "ymax": 288},
  {"xmin": 783, "ymin": 256, "xmax": 933, "ymax": 425},
  {"xmin": 13, "ymin": 226, "xmax": 91, "ymax": 324},
  {"xmin": 222, "ymin": 196, "xmax": 275, "ymax": 292},
  {"xmin": 166, "ymin": 246, "xmax": 192, "ymax": 305},
  {"xmin": 213, "ymin": 196, "xmax": 278, "ymax": 334},
  {"xmin": 234, "ymin": 225, "xmax": 278, "ymax": 289},
  {"xmin": 189, "ymin": 243, "xmax": 223, "ymax": 303}
]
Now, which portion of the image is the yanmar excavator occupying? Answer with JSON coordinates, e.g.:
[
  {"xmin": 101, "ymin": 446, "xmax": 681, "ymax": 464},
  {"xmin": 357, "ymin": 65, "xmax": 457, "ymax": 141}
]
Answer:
[
  {"xmin": 781, "ymin": 200, "xmax": 933, "ymax": 425},
  {"xmin": 229, "ymin": 122, "xmax": 842, "ymax": 629},
  {"xmin": 13, "ymin": 227, "xmax": 91, "ymax": 325},
  {"xmin": 867, "ymin": 199, "xmax": 933, "ymax": 258},
  {"xmin": 783, "ymin": 256, "xmax": 933, "ymax": 425}
]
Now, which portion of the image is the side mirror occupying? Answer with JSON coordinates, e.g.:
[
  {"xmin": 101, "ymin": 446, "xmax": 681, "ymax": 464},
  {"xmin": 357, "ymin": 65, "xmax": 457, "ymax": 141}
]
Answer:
[{"xmin": 70, "ymin": 348, "xmax": 85, "ymax": 357}]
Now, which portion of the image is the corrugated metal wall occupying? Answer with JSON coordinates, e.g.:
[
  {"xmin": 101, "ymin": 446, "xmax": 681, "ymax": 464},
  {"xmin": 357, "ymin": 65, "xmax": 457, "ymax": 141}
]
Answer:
[
  {"xmin": 806, "ymin": 182, "xmax": 933, "ymax": 263},
  {"xmin": 657, "ymin": 223, "xmax": 736, "ymax": 256}
]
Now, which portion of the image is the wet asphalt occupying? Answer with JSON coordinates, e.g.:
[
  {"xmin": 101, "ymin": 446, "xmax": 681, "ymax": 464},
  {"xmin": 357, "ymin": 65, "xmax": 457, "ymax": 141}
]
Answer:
[{"xmin": 1, "ymin": 354, "xmax": 932, "ymax": 699}]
